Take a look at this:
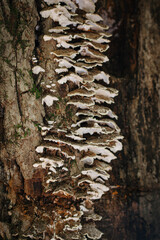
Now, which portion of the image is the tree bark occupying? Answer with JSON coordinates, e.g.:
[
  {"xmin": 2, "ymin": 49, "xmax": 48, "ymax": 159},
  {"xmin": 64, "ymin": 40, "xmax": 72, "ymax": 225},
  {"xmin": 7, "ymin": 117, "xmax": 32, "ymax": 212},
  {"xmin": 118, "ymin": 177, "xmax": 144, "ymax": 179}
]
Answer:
[
  {"xmin": 0, "ymin": 0, "xmax": 159, "ymax": 239},
  {"xmin": 96, "ymin": 0, "xmax": 160, "ymax": 239}
]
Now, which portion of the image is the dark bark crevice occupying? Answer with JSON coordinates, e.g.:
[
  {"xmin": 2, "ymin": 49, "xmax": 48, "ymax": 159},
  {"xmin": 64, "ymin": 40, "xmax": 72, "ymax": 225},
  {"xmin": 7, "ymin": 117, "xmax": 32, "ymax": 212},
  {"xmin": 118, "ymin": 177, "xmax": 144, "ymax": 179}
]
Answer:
[
  {"xmin": 14, "ymin": 67, "xmax": 23, "ymax": 125},
  {"xmin": 0, "ymin": 104, "xmax": 5, "ymax": 143}
]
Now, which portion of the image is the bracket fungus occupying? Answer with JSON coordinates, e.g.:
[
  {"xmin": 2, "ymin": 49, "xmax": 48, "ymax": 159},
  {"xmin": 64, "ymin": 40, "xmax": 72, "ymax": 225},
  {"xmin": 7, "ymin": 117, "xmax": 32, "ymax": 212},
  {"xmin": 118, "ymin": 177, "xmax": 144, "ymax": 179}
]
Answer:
[{"xmin": 33, "ymin": 0, "xmax": 123, "ymax": 239}]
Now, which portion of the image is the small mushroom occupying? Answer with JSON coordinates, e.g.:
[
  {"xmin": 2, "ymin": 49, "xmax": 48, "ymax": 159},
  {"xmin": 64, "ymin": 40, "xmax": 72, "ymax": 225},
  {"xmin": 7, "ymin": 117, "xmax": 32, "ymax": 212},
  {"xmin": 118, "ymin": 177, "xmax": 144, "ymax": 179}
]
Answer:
[
  {"xmin": 42, "ymin": 95, "xmax": 58, "ymax": 107},
  {"xmin": 86, "ymin": 13, "xmax": 103, "ymax": 22},
  {"xmin": 76, "ymin": 0, "xmax": 96, "ymax": 13},
  {"xmin": 58, "ymin": 73, "xmax": 83, "ymax": 85},
  {"xmin": 67, "ymin": 98, "xmax": 94, "ymax": 109},
  {"xmin": 68, "ymin": 88, "xmax": 94, "ymax": 97},
  {"xmin": 32, "ymin": 65, "xmax": 45, "ymax": 74}
]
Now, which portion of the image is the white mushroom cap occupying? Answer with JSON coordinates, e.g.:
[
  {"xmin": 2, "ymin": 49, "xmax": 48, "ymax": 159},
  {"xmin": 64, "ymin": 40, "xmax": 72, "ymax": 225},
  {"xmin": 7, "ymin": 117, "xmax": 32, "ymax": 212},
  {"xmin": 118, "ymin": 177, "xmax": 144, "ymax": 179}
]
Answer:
[
  {"xmin": 40, "ymin": 6, "xmax": 78, "ymax": 27},
  {"xmin": 48, "ymin": 26, "xmax": 69, "ymax": 33},
  {"xmin": 68, "ymin": 88, "xmax": 94, "ymax": 97},
  {"xmin": 32, "ymin": 66, "xmax": 45, "ymax": 74},
  {"xmin": 86, "ymin": 13, "xmax": 103, "ymax": 22},
  {"xmin": 44, "ymin": 0, "xmax": 77, "ymax": 13},
  {"xmin": 82, "ymin": 169, "xmax": 109, "ymax": 181},
  {"xmin": 58, "ymin": 73, "xmax": 83, "ymax": 85},
  {"xmin": 42, "ymin": 95, "xmax": 58, "ymax": 107},
  {"xmin": 79, "ymin": 46, "xmax": 109, "ymax": 62},
  {"xmin": 51, "ymin": 49, "xmax": 77, "ymax": 59},
  {"xmin": 94, "ymin": 71, "xmax": 110, "ymax": 84},
  {"xmin": 67, "ymin": 98, "xmax": 94, "ymax": 109},
  {"xmin": 76, "ymin": 0, "xmax": 96, "ymax": 13}
]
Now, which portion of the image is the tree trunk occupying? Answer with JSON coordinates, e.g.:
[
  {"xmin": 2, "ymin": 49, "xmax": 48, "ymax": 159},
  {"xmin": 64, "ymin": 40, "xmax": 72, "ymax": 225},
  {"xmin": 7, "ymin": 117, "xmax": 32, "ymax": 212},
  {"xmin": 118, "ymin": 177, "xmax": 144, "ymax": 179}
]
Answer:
[{"xmin": 0, "ymin": 0, "xmax": 159, "ymax": 239}]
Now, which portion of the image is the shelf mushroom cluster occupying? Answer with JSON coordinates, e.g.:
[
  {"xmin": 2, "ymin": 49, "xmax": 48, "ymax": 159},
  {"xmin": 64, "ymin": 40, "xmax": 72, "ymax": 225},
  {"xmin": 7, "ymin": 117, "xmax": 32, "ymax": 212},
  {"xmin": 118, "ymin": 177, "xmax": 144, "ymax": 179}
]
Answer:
[{"xmin": 33, "ymin": 0, "xmax": 123, "ymax": 239}]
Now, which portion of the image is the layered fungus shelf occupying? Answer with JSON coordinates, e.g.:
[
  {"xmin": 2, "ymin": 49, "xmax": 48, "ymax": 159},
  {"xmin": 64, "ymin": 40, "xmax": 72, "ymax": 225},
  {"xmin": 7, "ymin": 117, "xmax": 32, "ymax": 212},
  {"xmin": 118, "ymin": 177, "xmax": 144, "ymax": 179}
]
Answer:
[{"xmin": 32, "ymin": 0, "xmax": 123, "ymax": 239}]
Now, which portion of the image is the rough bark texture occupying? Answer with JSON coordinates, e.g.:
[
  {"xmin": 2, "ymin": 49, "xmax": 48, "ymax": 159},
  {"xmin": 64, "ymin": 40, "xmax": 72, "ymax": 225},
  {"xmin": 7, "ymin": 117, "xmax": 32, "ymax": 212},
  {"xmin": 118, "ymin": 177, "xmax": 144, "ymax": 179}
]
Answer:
[
  {"xmin": 0, "ymin": 1, "xmax": 44, "ymax": 238},
  {"xmin": 0, "ymin": 0, "xmax": 159, "ymax": 239}
]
